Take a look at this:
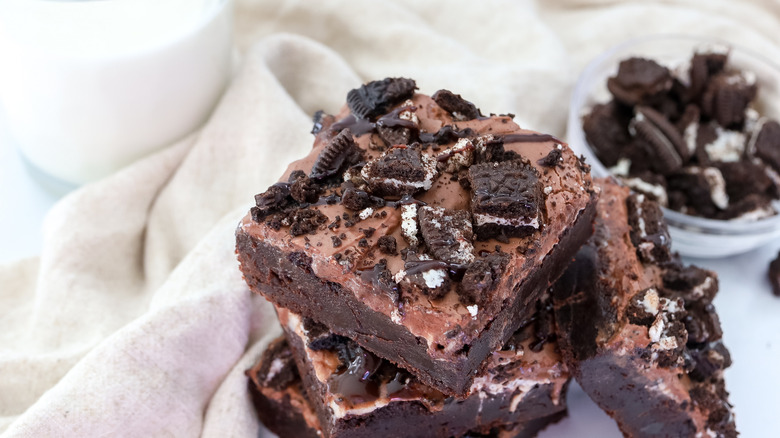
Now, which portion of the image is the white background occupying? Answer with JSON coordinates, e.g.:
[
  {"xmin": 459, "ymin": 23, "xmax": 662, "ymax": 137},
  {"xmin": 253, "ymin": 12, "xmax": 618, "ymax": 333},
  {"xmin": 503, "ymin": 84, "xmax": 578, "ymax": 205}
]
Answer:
[{"xmin": 2, "ymin": 108, "xmax": 777, "ymax": 437}]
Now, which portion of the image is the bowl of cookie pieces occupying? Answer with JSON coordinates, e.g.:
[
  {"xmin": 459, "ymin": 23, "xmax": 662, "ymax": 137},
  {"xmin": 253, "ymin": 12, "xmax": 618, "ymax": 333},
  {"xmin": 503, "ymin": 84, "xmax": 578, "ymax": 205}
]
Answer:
[{"xmin": 568, "ymin": 34, "xmax": 780, "ymax": 258}]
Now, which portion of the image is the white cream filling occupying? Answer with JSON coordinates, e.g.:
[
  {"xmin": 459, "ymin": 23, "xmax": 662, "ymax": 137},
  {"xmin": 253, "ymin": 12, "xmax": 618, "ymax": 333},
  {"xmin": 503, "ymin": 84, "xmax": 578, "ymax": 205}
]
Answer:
[
  {"xmin": 474, "ymin": 213, "xmax": 540, "ymax": 228},
  {"xmin": 621, "ymin": 177, "xmax": 669, "ymax": 207},
  {"xmin": 704, "ymin": 126, "xmax": 745, "ymax": 163},
  {"xmin": 609, "ymin": 158, "xmax": 632, "ymax": 177}
]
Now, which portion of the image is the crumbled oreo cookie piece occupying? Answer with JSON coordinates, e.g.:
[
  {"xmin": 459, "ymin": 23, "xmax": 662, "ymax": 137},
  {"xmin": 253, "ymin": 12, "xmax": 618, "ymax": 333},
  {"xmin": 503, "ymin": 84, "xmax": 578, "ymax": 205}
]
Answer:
[
  {"xmin": 626, "ymin": 288, "xmax": 663, "ymax": 327},
  {"xmin": 347, "ymin": 77, "xmax": 417, "ymax": 120},
  {"xmin": 689, "ymin": 51, "xmax": 729, "ymax": 100},
  {"xmin": 288, "ymin": 208, "xmax": 328, "ymax": 236},
  {"xmin": 700, "ymin": 73, "xmax": 756, "ymax": 129},
  {"xmin": 583, "ymin": 102, "xmax": 632, "ymax": 167},
  {"xmin": 459, "ymin": 252, "xmax": 509, "ymax": 305},
  {"xmin": 436, "ymin": 138, "xmax": 475, "ymax": 173},
  {"xmin": 667, "ymin": 166, "xmax": 728, "ymax": 217},
  {"xmin": 376, "ymin": 101, "xmax": 419, "ymax": 146},
  {"xmin": 631, "ymin": 105, "xmax": 688, "ymax": 174},
  {"xmin": 289, "ymin": 173, "xmax": 321, "ymax": 204},
  {"xmin": 310, "ymin": 129, "xmax": 364, "ymax": 181},
  {"xmin": 311, "ymin": 110, "xmax": 335, "ymax": 135},
  {"xmin": 473, "ymin": 135, "xmax": 519, "ymax": 164},
  {"xmin": 400, "ymin": 253, "xmax": 451, "ymax": 300},
  {"xmin": 431, "ymin": 89, "xmax": 481, "ymax": 120},
  {"xmin": 626, "ymin": 193, "xmax": 671, "ymax": 263},
  {"xmin": 538, "ymin": 147, "xmax": 563, "ymax": 167},
  {"xmin": 400, "ymin": 203, "xmax": 420, "ymax": 247},
  {"xmin": 377, "ymin": 235, "xmax": 398, "ymax": 255},
  {"xmin": 769, "ymin": 251, "xmax": 780, "ymax": 297},
  {"xmin": 468, "ymin": 160, "xmax": 543, "ymax": 240},
  {"xmin": 717, "ymin": 160, "xmax": 773, "ymax": 201},
  {"xmin": 607, "ymin": 57, "xmax": 673, "ymax": 106},
  {"xmin": 754, "ymin": 120, "xmax": 780, "ymax": 172},
  {"xmin": 619, "ymin": 172, "xmax": 669, "ymax": 206},
  {"xmin": 663, "ymin": 264, "xmax": 717, "ymax": 304},
  {"xmin": 361, "ymin": 145, "xmax": 438, "ymax": 196},
  {"xmin": 417, "ymin": 206, "xmax": 475, "ymax": 264},
  {"xmin": 684, "ymin": 302, "xmax": 723, "ymax": 345},
  {"xmin": 718, "ymin": 193, "xmax": 775, "ymax": 220},
  {"xmin": 341, "ymin": 183, "xmax": 385, "ymax": 211},
  {"xmin": 687, "ymin": 341, "xmax": 731, "ymax": 382}
]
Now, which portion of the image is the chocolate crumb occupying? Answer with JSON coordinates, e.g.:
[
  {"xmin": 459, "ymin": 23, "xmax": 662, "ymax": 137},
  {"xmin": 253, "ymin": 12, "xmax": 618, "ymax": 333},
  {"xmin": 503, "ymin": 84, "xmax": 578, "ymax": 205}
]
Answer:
[
  {"xmin": 538, "ymin": 147, "xmax": 563, "ymax": 167},
  {"xmin": 331, "ymin": 236, "xmax": 343, "ymax": 248},
  {"xmin": 289, "ymin": 173, "xmax": 321, "ymax": 204},
  {"xmin": 288, "ymin": 208, "xmax": 328, "ymax": 236},
  {"xmin": 361, "ymin": 227, "xmax": 376, "ymax": 238},
  {"xmin": 378, "ymin": 236, "xmax": 398, "ymax": 255},
  {"xmin": 358, "ymin": 238, "xmax": 368, "ymax": 248}
]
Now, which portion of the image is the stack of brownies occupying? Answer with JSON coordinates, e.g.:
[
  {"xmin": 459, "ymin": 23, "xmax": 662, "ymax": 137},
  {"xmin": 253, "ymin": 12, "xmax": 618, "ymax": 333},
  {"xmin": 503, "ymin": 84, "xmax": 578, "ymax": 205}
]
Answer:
[{"xmin": 236, "ymin": 79, "xmax": 737, "ymax": 437}]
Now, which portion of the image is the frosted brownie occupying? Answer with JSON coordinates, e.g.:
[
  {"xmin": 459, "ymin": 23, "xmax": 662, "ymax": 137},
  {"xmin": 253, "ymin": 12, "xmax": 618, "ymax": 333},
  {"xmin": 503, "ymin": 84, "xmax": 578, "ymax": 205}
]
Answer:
[
  {"xmin": 273, "ymin": 302, "xmax": 568, "ymax": 438},
  {"xmin": 552, "ymin": 178, "xmax": 736, "ymax": 437},
  {"xmin": 236, "ymin": 78, "xmax": 597, "ymax": 395}
]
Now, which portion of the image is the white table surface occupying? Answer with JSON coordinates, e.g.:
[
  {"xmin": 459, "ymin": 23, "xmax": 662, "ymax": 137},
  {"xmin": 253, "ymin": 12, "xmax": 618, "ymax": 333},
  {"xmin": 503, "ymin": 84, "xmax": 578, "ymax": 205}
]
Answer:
[{"xmin": 2, "ymin": 109, "xmax": 777, "ymax": 437}]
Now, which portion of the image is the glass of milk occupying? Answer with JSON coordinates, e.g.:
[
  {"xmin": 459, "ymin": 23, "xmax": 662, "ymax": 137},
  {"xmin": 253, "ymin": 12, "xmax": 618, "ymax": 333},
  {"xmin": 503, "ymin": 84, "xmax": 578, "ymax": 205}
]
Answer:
[{"xmin": 0, "ymin": 0, "xmax": 233, "ymax": 186}]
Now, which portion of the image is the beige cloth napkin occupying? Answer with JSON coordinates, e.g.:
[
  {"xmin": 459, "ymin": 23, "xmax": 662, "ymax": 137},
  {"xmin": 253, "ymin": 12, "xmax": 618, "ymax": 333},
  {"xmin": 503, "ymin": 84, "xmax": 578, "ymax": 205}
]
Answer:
[{"xmin": 1, "ymin": 0, "xmax": 778, "ymax": 436}]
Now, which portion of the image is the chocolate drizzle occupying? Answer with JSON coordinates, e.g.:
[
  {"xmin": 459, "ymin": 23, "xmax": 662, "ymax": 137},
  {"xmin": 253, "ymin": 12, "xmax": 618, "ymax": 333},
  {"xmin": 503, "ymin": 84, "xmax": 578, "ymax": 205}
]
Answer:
[{"xmin": 501, "ymin": 133, "xmax": 563, "ymax": 144}]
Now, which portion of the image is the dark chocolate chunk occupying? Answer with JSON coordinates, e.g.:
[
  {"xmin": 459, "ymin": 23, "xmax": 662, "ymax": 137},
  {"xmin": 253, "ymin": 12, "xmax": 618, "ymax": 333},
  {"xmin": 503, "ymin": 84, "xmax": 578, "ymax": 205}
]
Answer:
[
  {"xmin": 626, "ymin": 192, "xmax": 671, "ymax": 263},
  {"xmin": 289, "ymin": 209, "xmax": 328, "ymax": 236},
  {"xmin": 632, "ymin": 106, "xmax": 688, "ymax": 174},
  {"xmin": 431, "ymin": 89, "xmax": 481, "ymax": 120},
  {"xmin": 361, "ymin": 145, "xmax": 438, "ymax": 197},
  {"xmin": 377, "ymin": 235, "xmax": 398, "ymax": 255},
  {"xmin": 769, "ymin": 251, "xmax": 780, "ymax": 297},
  {"xmin": 700, "ymin": 73, "xmax": 756, "ymax": 129},
  {"xmin": 417, "ymin": 206, "xmax": 475, "ymax": 264},
  {"xmin": 459, "ymin": 252, "xmax": 509, "ymax": 305},
  {"xmin": 310, "ymin": 128, "xmax": 364, "ymax": 181},
  {"xmin": 468, "ymin": 160, "xmax": 543, "ymax": 240},
  {"xmin": 346, "ymin": 77, "xmax": 417, "ymax": 120},
  {"xmin": 538, "ymin": 147, "xmax": 563, "ymax": 167},
  {"xmin": 754, "ymin": 120, "xmax": 780, "ymax": 172},
  {"xmin": 607, "ymin": 57, "xmax": 672, "ymax": 106}
]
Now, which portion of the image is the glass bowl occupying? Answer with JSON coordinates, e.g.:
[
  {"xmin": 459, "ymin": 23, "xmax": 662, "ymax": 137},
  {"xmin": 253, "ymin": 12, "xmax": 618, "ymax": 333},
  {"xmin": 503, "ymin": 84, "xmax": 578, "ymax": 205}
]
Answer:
[{"xmin": 567, "ymin": 34, "xmax": 780, "ymax": 258}]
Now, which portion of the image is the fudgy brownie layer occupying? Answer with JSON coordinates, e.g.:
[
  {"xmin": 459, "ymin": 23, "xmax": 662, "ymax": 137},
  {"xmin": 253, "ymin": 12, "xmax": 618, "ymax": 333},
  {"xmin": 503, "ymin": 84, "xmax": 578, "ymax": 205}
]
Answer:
[
  {"xmin": 237, "ymin": 196, "xmax": 594, "ymax": 396},
  {"xmin": 247, "ymin": 336, "xmax": 566, "ymax": 438},
  {"xmin": 552, "ymin": 179, "xmax": 736, "ymax": 438},
  {"xmin": 237, "ymin": 82, "xmax": 596, "ymax": 396},
  {"xmin": 276, "ymin": 306, "xmax": 568, "ymax": 438}
]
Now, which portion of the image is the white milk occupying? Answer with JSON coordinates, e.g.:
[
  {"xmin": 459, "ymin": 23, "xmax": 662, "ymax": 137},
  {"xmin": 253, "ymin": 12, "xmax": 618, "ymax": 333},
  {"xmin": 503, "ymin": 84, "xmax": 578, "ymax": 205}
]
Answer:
[{"xmin": 0, "ymin": 0, "xmax": 233, "ymax": 185}]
